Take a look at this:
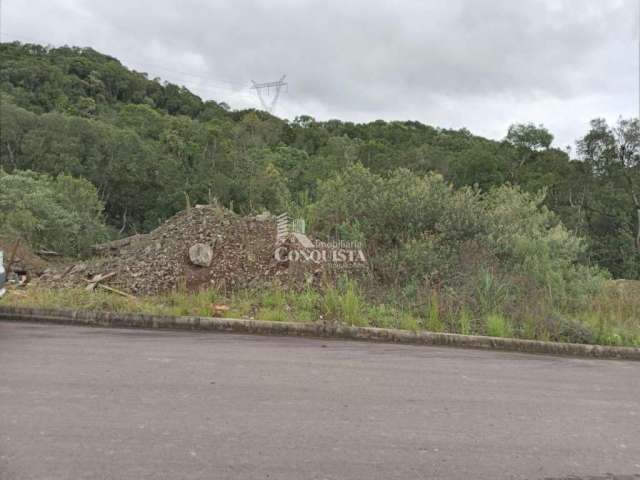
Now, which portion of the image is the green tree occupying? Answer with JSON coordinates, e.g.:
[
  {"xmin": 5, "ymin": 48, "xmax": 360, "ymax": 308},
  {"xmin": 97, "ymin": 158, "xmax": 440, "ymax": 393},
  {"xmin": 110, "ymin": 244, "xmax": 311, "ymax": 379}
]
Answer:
[
  {"xmin": 506, "ymin": 123, "xmax": 554, "ymax": 151},
  {"xmin": 576, "ymin": 118, "xmax": 640, "ymax": 278}
]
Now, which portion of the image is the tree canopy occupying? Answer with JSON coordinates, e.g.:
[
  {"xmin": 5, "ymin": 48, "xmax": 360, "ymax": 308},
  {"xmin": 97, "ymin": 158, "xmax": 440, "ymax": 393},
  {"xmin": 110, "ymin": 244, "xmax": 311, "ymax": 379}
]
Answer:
[{"xmin": 0, "ymin": 41, "xmax": 638, "ymax": 279}]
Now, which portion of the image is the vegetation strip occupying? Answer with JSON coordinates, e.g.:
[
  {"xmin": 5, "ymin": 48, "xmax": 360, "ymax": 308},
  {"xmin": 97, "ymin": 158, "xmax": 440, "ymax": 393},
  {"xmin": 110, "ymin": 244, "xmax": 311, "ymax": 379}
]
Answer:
[{"xmin": 1, "ymin": 306, "xmax": 638, "ymax": 361}]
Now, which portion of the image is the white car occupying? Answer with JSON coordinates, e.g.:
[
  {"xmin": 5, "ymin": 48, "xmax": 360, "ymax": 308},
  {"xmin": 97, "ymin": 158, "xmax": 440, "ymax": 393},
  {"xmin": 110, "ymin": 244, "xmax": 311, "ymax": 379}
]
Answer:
[{"xmin": 0, "ymin": 250, "xmax": 6, "ymax": 298}]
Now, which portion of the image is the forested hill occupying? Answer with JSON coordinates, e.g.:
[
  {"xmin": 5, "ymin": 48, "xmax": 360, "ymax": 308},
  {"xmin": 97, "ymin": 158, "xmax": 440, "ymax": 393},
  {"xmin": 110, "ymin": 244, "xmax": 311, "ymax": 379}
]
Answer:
[{"xmin": 0, "ymin": 41, "xmax": 638, "ymax": 278}]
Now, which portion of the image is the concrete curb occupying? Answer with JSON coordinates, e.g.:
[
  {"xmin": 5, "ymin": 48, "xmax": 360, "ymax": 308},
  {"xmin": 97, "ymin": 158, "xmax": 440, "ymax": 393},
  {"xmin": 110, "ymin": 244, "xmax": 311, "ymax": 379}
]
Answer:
[{"xmin": 1, "ymin": 305, "xmax": 639, "ymax": 360}]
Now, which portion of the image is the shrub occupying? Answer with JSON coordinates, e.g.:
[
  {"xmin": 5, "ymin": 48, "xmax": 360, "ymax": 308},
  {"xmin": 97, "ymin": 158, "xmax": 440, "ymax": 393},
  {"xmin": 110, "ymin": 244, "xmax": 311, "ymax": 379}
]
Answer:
[
  {"xmin": 0, "ymin": 169, "xmax": 109, "ymax": 256},
  {"xmin": 311, "ymin": 164, "xmax": 454, "ymax": 250},
  {"xmin": 312, "ymin": 166, "xmax": 606, "ymax": 314},
  {"xmin": 482, "ymin": 185, "xmax": 606, "ymax": 305},
  {"xmin": 548, "ymin": 314, "xmax": 596, "ymax": 344}
]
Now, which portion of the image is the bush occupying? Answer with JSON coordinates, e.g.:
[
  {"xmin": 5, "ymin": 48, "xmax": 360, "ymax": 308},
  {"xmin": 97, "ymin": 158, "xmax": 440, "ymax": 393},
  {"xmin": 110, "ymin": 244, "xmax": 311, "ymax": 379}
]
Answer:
[
  {"xmin": 482, "ymin": 185, "xmax": 606, "ymax": 305},
  {"xmin": 0, "ymin": 169, "xmax": 109, "ymax": 256},
  {"xmin": 546, "ymin": 314, "xmax": 596, "ymax": 344},
  {"xmin": 310, "ymin": 164, "xmax": 454, "ymax": 249},
  {"xmin": 311, "ymin": 165, "xmax": 606, "ymax": 313}
]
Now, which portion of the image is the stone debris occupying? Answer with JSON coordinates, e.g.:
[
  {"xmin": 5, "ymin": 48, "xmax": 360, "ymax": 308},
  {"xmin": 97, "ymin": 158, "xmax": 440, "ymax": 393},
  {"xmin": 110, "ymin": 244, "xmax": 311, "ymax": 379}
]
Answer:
[{"xmin": 41, "ymin": 206, "xmax": 287, "ymax": 295}]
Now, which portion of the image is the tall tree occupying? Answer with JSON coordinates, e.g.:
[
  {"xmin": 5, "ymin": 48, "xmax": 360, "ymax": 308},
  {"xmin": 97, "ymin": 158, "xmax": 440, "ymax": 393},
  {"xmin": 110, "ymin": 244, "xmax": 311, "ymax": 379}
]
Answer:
[{"xmin": 577, "ymin": 118, "xmax": 640, "ymax": 277}]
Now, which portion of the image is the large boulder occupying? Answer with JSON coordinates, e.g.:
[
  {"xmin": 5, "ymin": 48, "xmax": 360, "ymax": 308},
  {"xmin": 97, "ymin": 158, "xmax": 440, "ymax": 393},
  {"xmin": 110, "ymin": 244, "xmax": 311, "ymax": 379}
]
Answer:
[{"xmin": 188, "ymin": 243, "xmax": 213, "ymax": 267}]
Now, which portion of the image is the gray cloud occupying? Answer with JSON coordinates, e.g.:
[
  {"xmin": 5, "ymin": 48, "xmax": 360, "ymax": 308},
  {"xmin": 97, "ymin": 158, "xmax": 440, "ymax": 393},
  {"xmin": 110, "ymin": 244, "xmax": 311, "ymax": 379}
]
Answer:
[{"xmin": 2, "ymin": 0, "xmax": 637, "ymax": 147}]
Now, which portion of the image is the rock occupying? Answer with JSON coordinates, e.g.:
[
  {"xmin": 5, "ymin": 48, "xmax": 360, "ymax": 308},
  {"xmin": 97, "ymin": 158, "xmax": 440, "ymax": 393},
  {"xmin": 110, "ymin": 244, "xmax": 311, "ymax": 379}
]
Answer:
[{"xmin": 189, "ymin": 243, "xmax": 213, "ymax": 267}]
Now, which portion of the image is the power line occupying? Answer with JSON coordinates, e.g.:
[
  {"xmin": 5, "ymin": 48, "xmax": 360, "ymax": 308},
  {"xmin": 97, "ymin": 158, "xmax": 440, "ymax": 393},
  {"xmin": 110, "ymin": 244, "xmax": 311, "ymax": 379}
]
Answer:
[
  {"xmin": 251, "ymin": 75, "xmax": 288, "ymax": 113},
  {"xmin": 122, "ymin": 59, "xmax": 249, "ymax": 92}
]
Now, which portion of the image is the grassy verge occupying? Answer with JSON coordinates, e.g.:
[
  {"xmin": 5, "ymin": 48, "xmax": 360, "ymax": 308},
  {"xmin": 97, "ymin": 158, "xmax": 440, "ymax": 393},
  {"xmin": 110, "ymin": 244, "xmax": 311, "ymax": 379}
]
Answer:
[{"xmin": 2, "ymin": 279, "xmax": 639, "ymax": 347}]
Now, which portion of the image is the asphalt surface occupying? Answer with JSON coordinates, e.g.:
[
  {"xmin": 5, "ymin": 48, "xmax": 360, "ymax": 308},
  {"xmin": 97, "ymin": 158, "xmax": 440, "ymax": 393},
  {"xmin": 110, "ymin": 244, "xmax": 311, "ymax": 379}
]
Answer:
[{"xmin": 0, "ymin": 322, "xmax": 639, "ymax": 480}]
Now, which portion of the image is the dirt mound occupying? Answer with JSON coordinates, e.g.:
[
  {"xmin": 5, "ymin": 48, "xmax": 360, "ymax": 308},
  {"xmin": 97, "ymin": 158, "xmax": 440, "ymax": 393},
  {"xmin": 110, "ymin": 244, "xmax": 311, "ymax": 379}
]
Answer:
[{"xmin": 45, "ymin": 206, "xmax": 286, "ymax": 295}]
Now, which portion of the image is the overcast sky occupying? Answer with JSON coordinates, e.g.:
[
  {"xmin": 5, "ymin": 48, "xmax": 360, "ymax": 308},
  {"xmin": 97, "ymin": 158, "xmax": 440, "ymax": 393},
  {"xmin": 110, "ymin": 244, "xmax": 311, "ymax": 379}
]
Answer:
[{"xmin": 1, "ymin": 0, "xmax": 637, "ymax": 148}]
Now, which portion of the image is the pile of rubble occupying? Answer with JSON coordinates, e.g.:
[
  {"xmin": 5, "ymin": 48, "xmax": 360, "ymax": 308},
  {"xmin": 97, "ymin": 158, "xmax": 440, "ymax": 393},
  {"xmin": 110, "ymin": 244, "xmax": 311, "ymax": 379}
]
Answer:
[{"xmin": 42, "ymin": 205, "xmax": 287, "ymax": 295}]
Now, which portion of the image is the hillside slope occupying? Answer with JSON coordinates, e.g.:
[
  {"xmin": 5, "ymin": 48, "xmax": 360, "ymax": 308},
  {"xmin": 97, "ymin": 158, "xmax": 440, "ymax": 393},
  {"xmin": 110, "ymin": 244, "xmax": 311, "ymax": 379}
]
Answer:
[{"xmin": 0, "ymin": 41, "xmax": 638, "ymax": 278}]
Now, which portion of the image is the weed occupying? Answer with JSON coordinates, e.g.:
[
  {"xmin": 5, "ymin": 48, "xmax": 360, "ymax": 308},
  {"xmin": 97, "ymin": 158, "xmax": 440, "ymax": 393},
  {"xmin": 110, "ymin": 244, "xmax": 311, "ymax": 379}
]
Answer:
[
  {"xmin": 457, "ymin": 309, "xmax": 472, "ymax": 335},
  {"xmin": 258, "ymin": 307, "xmax": 288, "ymax": 323},
  {"xmin": 398, "ymin": 314, "xmax": 419, "ymax": 331},
  {"xmin": 342, "ymin": 282, "xmax": 366, "ymax": 326},
  {"xmin": 3, "ymin": 278, "xmax": 639, "ymax": 347},
  {"xmin": 367, "ymin": 304, "xmax": 399, "ymax": 329},
  {"xmin": 486, "ymin": 313, "xmax": 512, "ymax": 338},
  {"xmin": 288, "ymin": 288, "xmax": 319, "ymax": 323},
  {"xmin": 320, "ymin": 281, "xmax": 367, "ymax": 326},
  {"xmin": 425, "ymin": 291, "xmax": 443, "ymax": 332},
  {"xmin": 476, "ymin": 270, "xmax": 510, "ymax": 315}
]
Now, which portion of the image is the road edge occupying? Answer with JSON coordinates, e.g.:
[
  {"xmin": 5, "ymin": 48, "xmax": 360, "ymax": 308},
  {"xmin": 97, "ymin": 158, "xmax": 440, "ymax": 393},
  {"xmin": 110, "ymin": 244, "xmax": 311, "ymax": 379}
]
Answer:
[{"xmin": 1, "ymin": 305, "xmax": 638, "ymax": 360}]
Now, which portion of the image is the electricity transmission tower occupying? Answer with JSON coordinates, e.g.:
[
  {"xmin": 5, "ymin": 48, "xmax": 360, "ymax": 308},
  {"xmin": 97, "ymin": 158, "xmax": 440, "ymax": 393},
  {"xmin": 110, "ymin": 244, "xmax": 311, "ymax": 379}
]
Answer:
[{"xmin": 251, "ymin": 75, "xmax": 287, "ymax": 113}]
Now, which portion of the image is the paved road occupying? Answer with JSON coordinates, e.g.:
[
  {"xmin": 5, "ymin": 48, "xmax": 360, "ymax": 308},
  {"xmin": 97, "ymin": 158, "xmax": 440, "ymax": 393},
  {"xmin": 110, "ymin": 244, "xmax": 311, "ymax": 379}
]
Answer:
[{"xmin": 0, "ymin": 322, "xmax": 639, "ymax": 480}]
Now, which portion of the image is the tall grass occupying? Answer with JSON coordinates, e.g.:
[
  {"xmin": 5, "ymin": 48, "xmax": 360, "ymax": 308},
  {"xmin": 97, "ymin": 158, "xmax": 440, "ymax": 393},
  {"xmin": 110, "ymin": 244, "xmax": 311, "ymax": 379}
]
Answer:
[
  {"xmin": 486, "ymin": 313, "xmax": 512, "ymax": 338},
  {"xmin": 321, "ymin": 281, "xmax": 367, "ymax": 326},
  {"xmin": 425, "ymin": 291, "xmax": 443, "ymax": 332},
  {"xmin": 2, "ymin": 278, "xmax": 639, "ymax": 347}
]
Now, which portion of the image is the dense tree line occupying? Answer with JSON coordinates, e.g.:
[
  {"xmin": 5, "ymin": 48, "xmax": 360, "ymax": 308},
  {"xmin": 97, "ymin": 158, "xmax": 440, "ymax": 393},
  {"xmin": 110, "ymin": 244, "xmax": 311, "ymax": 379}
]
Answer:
[{"xmin": 0, "ymin": 42, "xmax": 638, "ymax": 278}]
